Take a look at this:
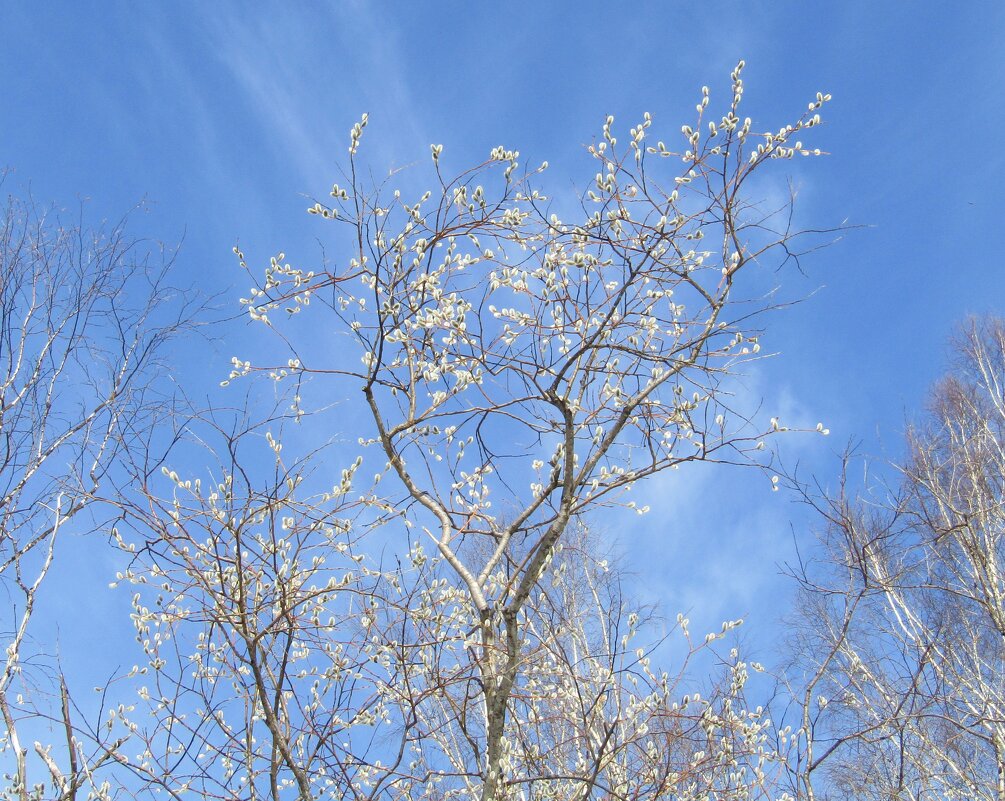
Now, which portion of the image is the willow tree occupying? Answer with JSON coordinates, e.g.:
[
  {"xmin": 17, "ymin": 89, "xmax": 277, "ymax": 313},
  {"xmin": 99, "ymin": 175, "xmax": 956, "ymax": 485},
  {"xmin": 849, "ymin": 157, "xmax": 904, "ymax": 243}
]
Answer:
[
  {"xmin": 117, "ymin": 427, "xmax": 786, "ymax": 800},
  {"xmin": 199, "ymin": 62, "xmax": 833, "ymax": 801},
  {"xmin": 227, "ymin": 62, "xmax": 832, "ymax": 800}
]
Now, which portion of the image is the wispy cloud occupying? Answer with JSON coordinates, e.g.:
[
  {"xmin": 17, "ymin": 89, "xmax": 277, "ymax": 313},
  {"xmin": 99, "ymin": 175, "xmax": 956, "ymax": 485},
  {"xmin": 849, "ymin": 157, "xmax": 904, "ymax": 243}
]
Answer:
[{"xmin": 202, "ymin": 4, "xmax": 429, "ymax": 192}]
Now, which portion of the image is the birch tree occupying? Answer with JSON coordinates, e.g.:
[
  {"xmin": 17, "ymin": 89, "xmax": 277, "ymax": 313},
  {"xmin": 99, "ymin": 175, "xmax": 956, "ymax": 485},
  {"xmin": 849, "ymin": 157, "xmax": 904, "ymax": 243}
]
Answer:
[
  {"xmin": 787, "ymin": 316, "xmax": 1005, "ymax": 800},
  {"xmin": 0, "ymin": 189, "xmax": 192, "ymax": 800}
]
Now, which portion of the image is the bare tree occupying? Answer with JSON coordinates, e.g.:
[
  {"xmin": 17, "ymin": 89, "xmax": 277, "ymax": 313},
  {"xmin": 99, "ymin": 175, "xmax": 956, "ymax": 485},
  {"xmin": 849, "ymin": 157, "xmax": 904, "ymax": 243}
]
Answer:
[
  {"xmin": 208, "ymin": 62, "xmax": 835, "ymax": 800},
  {"xmin": 786, "ymin": 316, "xmax": 1005, "ymax": 800},
  {"xmin": 0, "ymin": 187, "xmax": 192, "ymax": 801}
]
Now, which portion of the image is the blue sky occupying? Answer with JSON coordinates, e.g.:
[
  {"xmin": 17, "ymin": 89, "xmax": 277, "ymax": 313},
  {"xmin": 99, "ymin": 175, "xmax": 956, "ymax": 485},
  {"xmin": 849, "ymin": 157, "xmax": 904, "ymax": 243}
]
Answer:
[{"xmin": 4, "ymin": 2, "xmax": 1005, "ymax": 665}]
